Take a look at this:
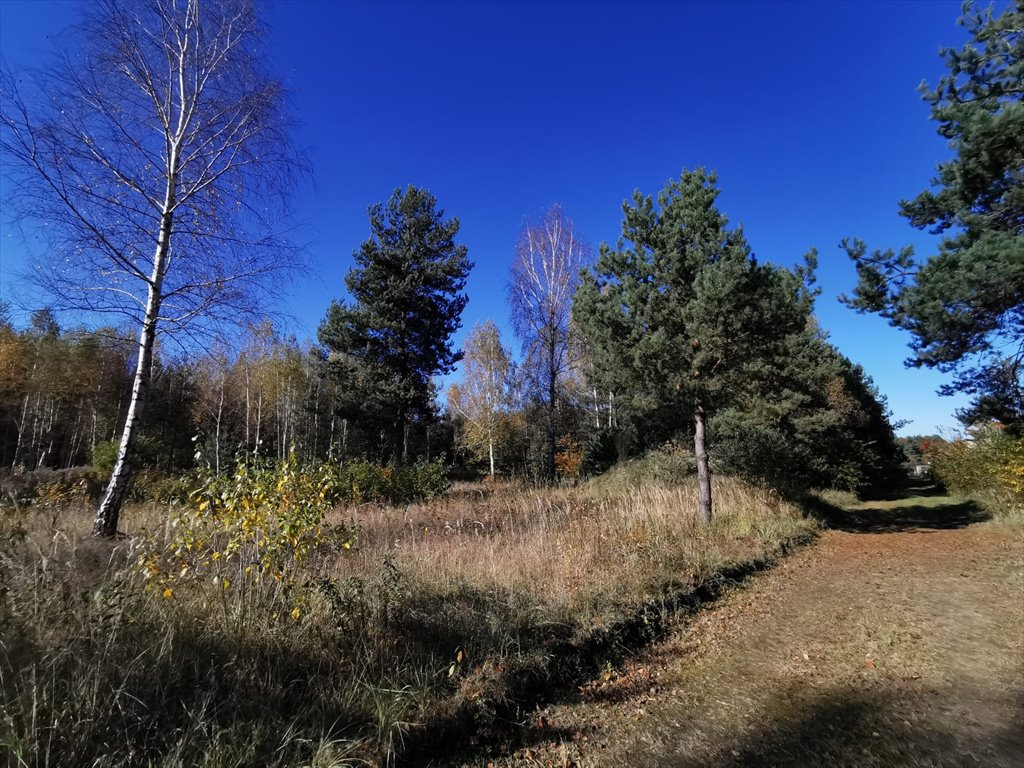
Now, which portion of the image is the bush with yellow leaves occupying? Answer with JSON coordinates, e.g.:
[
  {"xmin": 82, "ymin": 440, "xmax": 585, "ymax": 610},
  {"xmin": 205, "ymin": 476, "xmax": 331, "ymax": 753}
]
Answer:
[
  {"xmin": 139, "ymin": 452, "xmax": 356, "ymax": 614},
  {"xmin": 930, "ymin": 428, "xmax": 1024, "ymax": 520}
]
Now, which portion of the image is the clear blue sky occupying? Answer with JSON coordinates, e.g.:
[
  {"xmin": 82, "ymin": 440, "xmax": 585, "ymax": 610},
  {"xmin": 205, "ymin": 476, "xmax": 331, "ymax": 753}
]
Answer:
[{"xmin": 0, "ymin": 0, "xmax": 979, "ymax": 436}]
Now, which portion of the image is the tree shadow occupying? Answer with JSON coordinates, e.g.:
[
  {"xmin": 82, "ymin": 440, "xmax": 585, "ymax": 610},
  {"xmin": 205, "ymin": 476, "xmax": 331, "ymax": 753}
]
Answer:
[
  {"xmin": 835, "ymin": 498, "xmax": 990, "ymax": 533},
  {"xmin": 801, "ymin": 485, "xmax": 989, "ymax": 534},
  {"xmin": 860, "ymin": 480, "xmax": 948, "ymax": 501},
  {"xmin": 669, "ymin": 684, "xmax": 1024, "ymax": 768},
  {"xmin": 493, "ymin": 683, "xmax": 1023, "ymax": 768}
]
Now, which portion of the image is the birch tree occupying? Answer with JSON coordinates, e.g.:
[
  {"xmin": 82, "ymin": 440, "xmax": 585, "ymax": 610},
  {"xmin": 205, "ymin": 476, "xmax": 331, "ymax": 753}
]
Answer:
[
  {"xmin": 508, "ymin": 206, "xmax": 588, "ymax": 482},
  {"xmin": 0, "ymin": 0, "xmax": 302, "ymax": 536},
  {"xmin": 447, "ymin": 321, "xmax": 514, "ymax": 477}
]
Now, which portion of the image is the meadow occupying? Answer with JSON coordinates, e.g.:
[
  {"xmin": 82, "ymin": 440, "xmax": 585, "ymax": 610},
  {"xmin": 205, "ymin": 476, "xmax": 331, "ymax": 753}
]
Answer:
[{"xmin": 1, "ymin": 469, "xmax": 815, "ymax": 767}]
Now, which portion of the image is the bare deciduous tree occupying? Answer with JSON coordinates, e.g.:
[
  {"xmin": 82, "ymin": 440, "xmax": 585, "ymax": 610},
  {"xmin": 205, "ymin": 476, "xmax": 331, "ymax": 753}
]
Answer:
[
  {"xmin": 0, "ymin": 0, "xmax": 304, "ymax": 536},
  {"xmin": 508, "ymin": 206, "xmax": 588, "ymax": 482}
]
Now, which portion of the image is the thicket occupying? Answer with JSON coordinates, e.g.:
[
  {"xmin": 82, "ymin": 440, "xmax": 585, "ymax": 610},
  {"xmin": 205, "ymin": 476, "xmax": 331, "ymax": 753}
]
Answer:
[{"xmin": 929, "ymin": 429, "xmax": 1024, "ymax": 521}]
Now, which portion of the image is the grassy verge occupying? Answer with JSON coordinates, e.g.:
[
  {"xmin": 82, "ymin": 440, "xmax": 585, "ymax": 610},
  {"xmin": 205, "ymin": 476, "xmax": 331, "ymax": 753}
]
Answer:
[{"xmin": 1, "ymin": 475, "xmax": 815, "ymax": 766}]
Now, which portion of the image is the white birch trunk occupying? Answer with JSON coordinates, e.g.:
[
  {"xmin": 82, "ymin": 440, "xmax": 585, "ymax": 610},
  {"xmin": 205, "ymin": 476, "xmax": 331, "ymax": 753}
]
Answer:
[{"xmin": 93, "ymin": 152, "xmax": 178, "ymax": 537}]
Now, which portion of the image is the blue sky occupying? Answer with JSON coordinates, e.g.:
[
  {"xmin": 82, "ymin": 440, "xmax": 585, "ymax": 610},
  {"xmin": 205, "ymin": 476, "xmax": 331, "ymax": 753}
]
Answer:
[{"xmin": 0, "ymin": 0, "xmax": 979, "ymax": 435}]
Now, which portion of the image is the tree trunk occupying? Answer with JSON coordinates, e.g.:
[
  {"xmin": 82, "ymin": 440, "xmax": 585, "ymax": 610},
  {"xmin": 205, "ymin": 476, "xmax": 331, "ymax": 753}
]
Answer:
[
  {"xmin": 11, "ymin": 392, "xmax": 30, "ymax": 468},
  {"xmin": 214, "ymin": 370, "xmax": 225, "ymax": 476},
  {"xmin": 546, "ymin": 340, "xmax": 556, "ymax": 483},
  {"xmin": 93, "ymin": 285, "xmax": 161, "ymax": 536},
  {"xmin": 244, "ymin": 363, "xmax": 251, "ymax": 451},
  {"xmin": 94, "ymin": 163, "xmax": 176, "ymax": 538},
  {"xmin": 488, "ymin": 434, "xmax": 495, "ymax": 478},
  {"xmin": 391, "ymin": 411, "xmax": 405, "ymax": 465},
  {"xmin": 693, "ymin": 401, "xmax": 712, "ymax": 524}
]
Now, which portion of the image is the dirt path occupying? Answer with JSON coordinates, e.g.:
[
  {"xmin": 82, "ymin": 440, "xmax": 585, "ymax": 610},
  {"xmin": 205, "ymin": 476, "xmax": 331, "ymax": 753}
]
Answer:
[{"xmin": 487, "ymin": 491, "xmax": 1024, "ymax": 767}]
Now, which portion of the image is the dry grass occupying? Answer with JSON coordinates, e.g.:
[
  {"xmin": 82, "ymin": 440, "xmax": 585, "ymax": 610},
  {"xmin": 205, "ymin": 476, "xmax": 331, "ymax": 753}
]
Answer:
[
  {"xmin": 1, "ymin": 474, "xmax": 814, "ymax": 767},
  {"xmin": 351, "ymin": 478, "xmax": 798, "ymax": 617},
  {"xmin": 489, "ymin": 485, "xmax": 1024, "ymax": 768}
]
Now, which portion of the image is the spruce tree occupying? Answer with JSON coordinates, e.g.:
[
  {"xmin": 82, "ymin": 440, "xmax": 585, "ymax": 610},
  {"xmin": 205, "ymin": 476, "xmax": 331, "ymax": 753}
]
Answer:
[{"xmin": 318, "ymin": 186, "xmax": 472, "ymax": 462}]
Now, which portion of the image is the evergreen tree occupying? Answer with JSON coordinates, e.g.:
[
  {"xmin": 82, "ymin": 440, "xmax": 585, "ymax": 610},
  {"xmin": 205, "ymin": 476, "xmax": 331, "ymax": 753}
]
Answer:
[
  {"xmin": 574, "ymin": 168, "xmax": 812, "ymax": 521},
  {"xmin": 711, "ymin": 322, "xmax": 904, "ymax": 494},
  {"xmin": 319, "ymin": 186, "xmax": 472, "ymax": 462},
  {"xmin": 843, "ymin": 1, "xmax": 1024, "ymax": 428}
]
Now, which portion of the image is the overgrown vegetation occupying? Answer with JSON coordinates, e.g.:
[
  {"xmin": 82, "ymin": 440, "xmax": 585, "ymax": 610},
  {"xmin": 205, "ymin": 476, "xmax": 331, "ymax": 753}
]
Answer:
[
  {"xmin": 0, "ymin": 1, "xmax": 1017, "ymax": 765},
  {"xmin": 928, "ymin": 429, "xmax": 1024, "ymax": 526},
  {"xmin": 0, "ymin": 473, "xmax": 814, "ymax": 765}
]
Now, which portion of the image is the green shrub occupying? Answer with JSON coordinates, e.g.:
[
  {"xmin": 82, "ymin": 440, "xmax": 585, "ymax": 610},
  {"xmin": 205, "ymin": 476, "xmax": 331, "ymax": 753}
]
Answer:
[
  {"xmin": 91, "ymin": 435, "xmax": 164, "ymax": 477},
  {"xmin": 334, "ymin": 458, "xmax": 449, "ymax": 504},
  {"xmin": 930, "ymin": 430, "xmax": 1023, "ymax": 519},
  {"xmin": 133, "ymin": 471, "xmax": 198, "ymax": 504}
]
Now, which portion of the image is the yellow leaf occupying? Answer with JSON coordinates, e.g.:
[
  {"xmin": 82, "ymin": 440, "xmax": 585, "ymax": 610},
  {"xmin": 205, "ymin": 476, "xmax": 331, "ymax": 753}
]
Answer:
[
  {"xmin": 162, "ymin": 587, "xmax": 174, "ymax": 600},
  {"xmin": 222, "ymin": 578, "xmax": 231, "ymax": 590},
  {"xmin": 290, "ymin": 606, "xmax": 301, "ymax": 621},
  {"xmin": 211, "ymin": 551, "xmax": 221, "ymax": 561}
]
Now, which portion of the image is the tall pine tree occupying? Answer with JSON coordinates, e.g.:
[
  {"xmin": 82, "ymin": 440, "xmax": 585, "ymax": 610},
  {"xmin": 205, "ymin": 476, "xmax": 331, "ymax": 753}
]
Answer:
[
  {"xmin": 843, "ymin": 1, "xmax": 1024, "ymax": 428},
  {"xmin": 574, "ymin": 169, "xmax": 813, "ymax": 521},
  {"xmin": 318, "ymin": 186, "xmax": 472, "ymax": 462}
]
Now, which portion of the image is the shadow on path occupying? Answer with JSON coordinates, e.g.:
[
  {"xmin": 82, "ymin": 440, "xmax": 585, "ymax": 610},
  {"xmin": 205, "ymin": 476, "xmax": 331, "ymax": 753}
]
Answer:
[
  {"xmin": 666, "ymin": 685, "xmax": 1024, "ymax": 768},
  {"xmin": 836, "ymin": 498, "xmax": 989, "ymax": 533},
  {"xmin": 803, "ymin": 484, "xmax": 989, "ymax": 534}
]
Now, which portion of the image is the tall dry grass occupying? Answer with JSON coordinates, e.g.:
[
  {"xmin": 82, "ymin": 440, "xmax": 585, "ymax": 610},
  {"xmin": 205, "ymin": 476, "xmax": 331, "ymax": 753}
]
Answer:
[{"xmin": 1, "ymin": 475, "xmax": 814, "ymax": 766}]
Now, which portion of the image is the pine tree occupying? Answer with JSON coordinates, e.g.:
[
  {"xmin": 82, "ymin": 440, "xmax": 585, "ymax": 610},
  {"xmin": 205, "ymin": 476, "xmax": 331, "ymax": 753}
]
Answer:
[
  {"xmin": 711, "ymin": 321, "xmax": 904, "ymax": 494},
  {"xmin": 319, "ymin": 186, "xmax": 472, "ymax": 462},
  {"xmin": 842, "ymin": 1, "xmax": 1023, "ymax": 428},
  {"xmin": 574, "ymin": 169, "xmax": 812, "ymax": 521}
]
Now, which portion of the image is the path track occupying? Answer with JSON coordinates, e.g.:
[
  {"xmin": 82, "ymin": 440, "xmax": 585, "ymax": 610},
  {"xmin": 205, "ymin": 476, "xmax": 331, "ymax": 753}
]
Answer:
[{"xmin": 494, "ymin": 490, "xmax": 1024, "ymax": 767}]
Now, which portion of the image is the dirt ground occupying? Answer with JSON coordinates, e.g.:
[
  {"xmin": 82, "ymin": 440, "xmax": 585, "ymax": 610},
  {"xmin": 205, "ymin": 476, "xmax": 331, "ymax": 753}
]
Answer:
[{"xmin": 481, "ymin": 489, "xmax": 1024, "ymax": 767}]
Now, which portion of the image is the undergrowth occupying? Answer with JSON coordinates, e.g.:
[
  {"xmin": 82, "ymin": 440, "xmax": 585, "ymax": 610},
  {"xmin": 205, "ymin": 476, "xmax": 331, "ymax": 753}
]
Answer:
[
  {"xmin": 1, "ymin": 472, "xmax": 814, "ymax": 766},
  {"xmin": 929, "ymin": 430, "xmax": 1024, "ymax": 529}
]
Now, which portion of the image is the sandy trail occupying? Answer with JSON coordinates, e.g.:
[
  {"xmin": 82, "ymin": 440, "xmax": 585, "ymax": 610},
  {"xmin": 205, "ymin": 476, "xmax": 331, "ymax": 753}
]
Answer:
[{"xmin": 492, "ymin": 490, "xmax": 1024, "ymax": 767}]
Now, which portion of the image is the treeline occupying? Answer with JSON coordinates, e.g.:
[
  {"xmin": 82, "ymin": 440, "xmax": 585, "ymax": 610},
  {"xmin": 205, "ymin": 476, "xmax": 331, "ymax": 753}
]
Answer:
[
  {"xmin": 0, "ymin": 311, "xmax": 455, "ymax": 476},
  {"xmin": 3, "ymin": 173, "xmax": 903, "ymax": 505}
]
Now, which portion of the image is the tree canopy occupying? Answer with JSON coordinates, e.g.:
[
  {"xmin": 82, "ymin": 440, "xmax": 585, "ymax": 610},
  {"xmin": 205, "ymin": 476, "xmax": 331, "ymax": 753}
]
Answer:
[{"xmin": 842, "ymin": 0, "xmax": 1024, "ymax": 429}]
